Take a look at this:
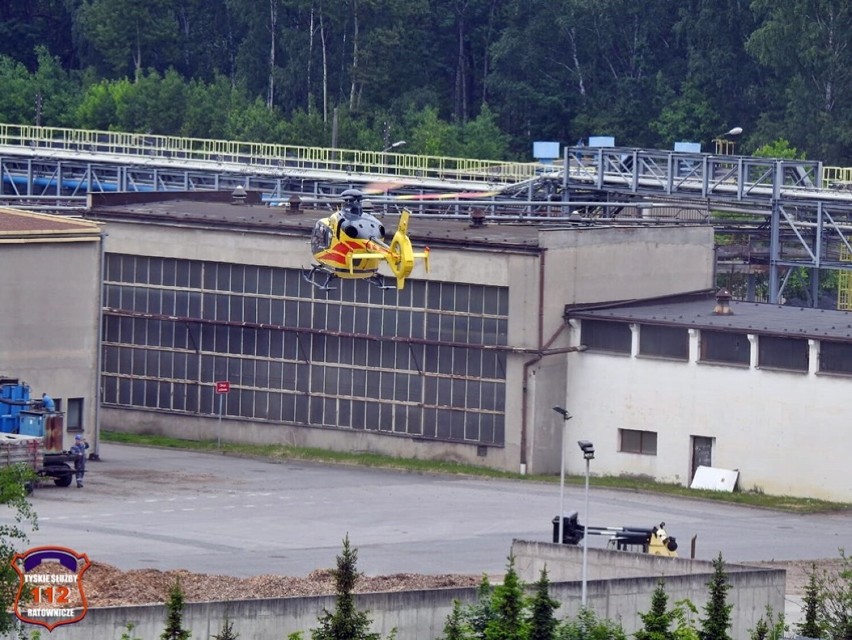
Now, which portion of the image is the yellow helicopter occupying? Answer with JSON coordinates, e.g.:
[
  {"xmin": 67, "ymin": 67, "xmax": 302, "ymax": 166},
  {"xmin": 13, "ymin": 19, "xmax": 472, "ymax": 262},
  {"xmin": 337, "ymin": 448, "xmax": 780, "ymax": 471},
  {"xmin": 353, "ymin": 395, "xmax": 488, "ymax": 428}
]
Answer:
[{"xmin": 304, "ymin": 188, "xmax": 430, "ymax": 290}]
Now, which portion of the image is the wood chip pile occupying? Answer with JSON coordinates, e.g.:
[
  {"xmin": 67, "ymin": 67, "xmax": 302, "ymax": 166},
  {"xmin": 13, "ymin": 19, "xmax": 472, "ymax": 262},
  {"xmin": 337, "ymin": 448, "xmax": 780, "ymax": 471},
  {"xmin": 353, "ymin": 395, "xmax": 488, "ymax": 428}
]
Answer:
[{"xmin": 83, "ymin": 563, "xmax": 483, "ymax": 607}]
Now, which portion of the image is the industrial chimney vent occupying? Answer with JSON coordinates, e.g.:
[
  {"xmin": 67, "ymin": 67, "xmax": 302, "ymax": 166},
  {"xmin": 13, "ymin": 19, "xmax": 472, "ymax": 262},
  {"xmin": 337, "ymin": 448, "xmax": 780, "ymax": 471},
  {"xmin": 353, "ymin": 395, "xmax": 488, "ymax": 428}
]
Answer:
[{"xmin": 713, "ymin": 288, "xmax": 733, "ymax": 315}]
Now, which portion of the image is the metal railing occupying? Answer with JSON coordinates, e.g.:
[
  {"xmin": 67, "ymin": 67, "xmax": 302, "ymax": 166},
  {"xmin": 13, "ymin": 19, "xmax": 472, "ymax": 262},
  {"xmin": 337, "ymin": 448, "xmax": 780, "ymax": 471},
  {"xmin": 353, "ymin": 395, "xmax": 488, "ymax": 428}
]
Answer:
[{"xmin": 0, "ymin": 123, "xmax": 542, "ymax": 189}]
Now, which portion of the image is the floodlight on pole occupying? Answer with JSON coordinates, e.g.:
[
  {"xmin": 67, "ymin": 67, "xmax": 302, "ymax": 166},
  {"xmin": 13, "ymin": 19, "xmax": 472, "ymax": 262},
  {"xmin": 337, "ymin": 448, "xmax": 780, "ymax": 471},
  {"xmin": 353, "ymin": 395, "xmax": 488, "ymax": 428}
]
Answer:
[
  {"xmin": 577, "ymin": 439, "xmax": 595, "ymax": 606},
  {"xmin": 552, "ymin": 406, "xmax": 572, "ymax": 546}
]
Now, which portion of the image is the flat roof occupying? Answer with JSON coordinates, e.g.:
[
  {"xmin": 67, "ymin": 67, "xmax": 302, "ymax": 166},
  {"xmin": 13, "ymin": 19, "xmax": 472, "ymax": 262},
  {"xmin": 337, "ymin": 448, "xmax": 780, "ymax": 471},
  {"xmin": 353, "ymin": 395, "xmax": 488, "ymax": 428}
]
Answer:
[
  {"xmin": 0, "ymin": 208, "xmax": 102, "ymax": 240},
  {"xmin": 84, "ymin": 191, "xmax": 700, "ymax": 253},
  {"xmin": 566, "ymin": 291, "xmax": 852, "ymax": 341}
]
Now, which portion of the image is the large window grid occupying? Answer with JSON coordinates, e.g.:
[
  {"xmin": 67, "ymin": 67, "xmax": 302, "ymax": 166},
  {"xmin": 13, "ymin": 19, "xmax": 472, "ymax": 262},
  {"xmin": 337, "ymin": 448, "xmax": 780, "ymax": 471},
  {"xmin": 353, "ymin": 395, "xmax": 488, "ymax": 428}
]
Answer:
[{"xmin": 102, "ymin": 254, "xmax": 508, "ymax": 446}]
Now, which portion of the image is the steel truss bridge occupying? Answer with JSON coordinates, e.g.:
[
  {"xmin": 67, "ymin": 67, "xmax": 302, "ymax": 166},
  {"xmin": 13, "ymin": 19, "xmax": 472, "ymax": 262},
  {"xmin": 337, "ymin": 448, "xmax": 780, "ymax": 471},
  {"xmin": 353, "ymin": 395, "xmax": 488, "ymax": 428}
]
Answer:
[{"xmin": 3, "ymin": 123, "xmax": 852, "ymax": 307}]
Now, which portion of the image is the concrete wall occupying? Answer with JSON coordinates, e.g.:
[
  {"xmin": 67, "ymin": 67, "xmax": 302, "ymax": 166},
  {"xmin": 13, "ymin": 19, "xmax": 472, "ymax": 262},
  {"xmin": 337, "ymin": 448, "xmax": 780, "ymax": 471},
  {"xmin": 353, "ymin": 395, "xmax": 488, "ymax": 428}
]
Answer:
[
  {"xmin": 512, "ymin": 540, "xmax": 786, "ymax": 640},
  {"xmin": 0, "ymin": 230, "xmax": 102, "ymax": 450},
  {"xmin": 563, "ymin": 325, "xmax": 852, "ymax": 501},
  {"xmin": 26, "ymin": 541, "xmax": 784, "ymax": 640}
]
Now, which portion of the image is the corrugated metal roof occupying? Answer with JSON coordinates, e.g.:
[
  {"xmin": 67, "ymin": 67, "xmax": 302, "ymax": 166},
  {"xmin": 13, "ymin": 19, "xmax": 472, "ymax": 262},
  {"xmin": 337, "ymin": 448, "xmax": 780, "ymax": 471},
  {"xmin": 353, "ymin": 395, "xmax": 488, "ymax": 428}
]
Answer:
[
  {"xmin": 0, "ymin": 207, "xmax": 102, "ymax": 240},
  {"xmin": 566, "ymin": 292, "xmax": 852, "ymax": 341}
]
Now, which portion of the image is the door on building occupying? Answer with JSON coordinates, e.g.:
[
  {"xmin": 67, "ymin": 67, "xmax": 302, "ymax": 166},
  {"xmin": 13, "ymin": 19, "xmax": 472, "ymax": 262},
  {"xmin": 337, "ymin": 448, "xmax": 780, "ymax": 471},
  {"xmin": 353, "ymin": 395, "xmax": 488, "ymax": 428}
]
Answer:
[{"xmin": 690, "ymin": 436, "xmax": 713, "ymax": 482}]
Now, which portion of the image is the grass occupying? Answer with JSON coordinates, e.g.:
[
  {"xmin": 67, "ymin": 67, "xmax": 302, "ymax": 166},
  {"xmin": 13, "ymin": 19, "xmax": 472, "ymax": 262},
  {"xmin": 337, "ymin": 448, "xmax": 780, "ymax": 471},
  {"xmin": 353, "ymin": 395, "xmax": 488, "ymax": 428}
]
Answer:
[{"xmin": 101, "ymin": 431, "xmax": 851, "ymax": 514}]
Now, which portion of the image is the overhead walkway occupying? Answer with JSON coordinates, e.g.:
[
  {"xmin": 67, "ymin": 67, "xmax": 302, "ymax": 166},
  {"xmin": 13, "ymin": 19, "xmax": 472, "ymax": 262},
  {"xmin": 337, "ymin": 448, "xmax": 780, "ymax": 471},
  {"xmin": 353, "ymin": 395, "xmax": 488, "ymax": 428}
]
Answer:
[
  {"xmin": 4, "ymin": 123, "xmax": 852, "ymax": 306},
  {"xmin": 0, "ymin": 123, "xmax": 540, "ymax": 195}
]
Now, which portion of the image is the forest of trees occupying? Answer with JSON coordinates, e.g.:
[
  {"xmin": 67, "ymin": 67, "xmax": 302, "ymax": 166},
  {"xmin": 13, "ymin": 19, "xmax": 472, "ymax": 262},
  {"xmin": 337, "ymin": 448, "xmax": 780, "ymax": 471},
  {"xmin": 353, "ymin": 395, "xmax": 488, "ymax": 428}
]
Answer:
[{"xmin": 1, "ymin": 1, "xmax": 852, "ymax": 163}]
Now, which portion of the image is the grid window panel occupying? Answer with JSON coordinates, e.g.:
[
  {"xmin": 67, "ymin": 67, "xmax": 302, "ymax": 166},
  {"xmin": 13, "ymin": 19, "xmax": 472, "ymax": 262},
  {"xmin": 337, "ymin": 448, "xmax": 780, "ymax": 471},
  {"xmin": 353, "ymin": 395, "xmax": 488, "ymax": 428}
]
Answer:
[
  {"xmin": 407, "ymin": 406, "xmax": 423, "ymax": 436},
  {"xmin": 163, "ymin": 259, "xmax": 177, "ymax": 287},
  {"xmin": 378, "ymin": 404, "xmax": 393, "ymax": 432},
  {"xmin": 281, "ymin": 394, "xmax": 296, "ymax": 422},
  {"xmin": 118, "ymin": 379, "xmax": 132, "ymax": 405},
  {"xmin": 243, "ymin": 297, "xmax": 258, "ymax": 324},
  {"xmin": 268, "ymin": 393, "xmax": 283, "ymax": 421},
  {"xmin": 493, "ymin": 415, "xmax": 505, "ymax": 445},
  {"xmin": 422, "ymin": 408, "xmax": 437, "ymax": 438},
  {"xmin": 338, "ymin": 399, "xmax": 351, "ymax": 428},
  {"xmin": 366, "ymin": 402, "xmax": 381, "ymax": 430},
  {"xmin": 480, "ymin": 413, "xmax": 494, "ymax": 444},
  {"xmin": 231, "ymin": 265, "xmax": 245, "ymax": 293},
  {"xmin": 310, "ymin": 395, "xmax": 324, "ymax": 424},
  {"xmin": 351, "ymin": 400, "xmax": 366, "ymax": 429},
  {"xmin": 436, "ymin": 409, "xmax": 452, "ymax": 439},
  {"xmin": 464, "ymin": 414, "xmax": 480, "ymax": 441},
  {"xmin": 103, "ymin": 376, "xmax": 117, "ymax": 404}
]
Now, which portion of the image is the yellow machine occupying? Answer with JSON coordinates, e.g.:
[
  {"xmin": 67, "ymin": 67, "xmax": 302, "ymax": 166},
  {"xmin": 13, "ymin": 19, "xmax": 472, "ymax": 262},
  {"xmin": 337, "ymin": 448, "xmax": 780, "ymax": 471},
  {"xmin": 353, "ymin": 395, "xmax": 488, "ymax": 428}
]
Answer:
[{"xmin": 553, "ymin": 514, "xmax": 678, "ymax": 557}]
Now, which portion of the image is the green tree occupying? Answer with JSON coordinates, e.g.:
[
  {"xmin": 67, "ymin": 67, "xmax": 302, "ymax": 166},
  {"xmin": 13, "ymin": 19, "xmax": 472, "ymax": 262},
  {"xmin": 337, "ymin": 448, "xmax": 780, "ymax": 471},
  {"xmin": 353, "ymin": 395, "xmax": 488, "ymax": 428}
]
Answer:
[
  {"xmin": 160, "ymin": 578, "xmax": 191, "ymax": 640},
  {"xmin": 440, "ymin": 599, "xmax": 469, "ymax": 640},
  {"xmin": 484, "ymin": 554, "xmax": 528, "ymax": 640},
  {"xmin": 635, "ymin": 581, "xmax": 676, "ymax": 640},
  {"xmin": 311, "ymin": 534, "xmax": 380, "ymax": 640},
  {"xmin": 556, "ymin": 608, "xmax": 627, "ymax": 640},
  {"xmin": 0, "ymin": 464, "xmax": 38, "ymax": 635},
  {"xmin": 528, "ymin": 567, "xmax": 559, "ymax": 640},
  {"xmin": 466, "ymin": 575, "xmax": 496, "ymax": 640},
  {"xmin": 698, "ymin": 553, "xmax": 732, "ymax": 640},
  {"xmin": 74, "ymin": 0, "xmax": 180, "ymax": 79},
  {"xmin": 748, "ymin": 606, "xmax": 785, "ymax": 640},
  {"xmin": 212, "ymin": 614, "xmax": 240, "ymax": 640},
  {"xmin": 797, "ymin": 564, "xmax": 822, "ymax": 639},
  {"xmin": 818, "ymin": 549, "xmax": 852, "ymax": 640}
]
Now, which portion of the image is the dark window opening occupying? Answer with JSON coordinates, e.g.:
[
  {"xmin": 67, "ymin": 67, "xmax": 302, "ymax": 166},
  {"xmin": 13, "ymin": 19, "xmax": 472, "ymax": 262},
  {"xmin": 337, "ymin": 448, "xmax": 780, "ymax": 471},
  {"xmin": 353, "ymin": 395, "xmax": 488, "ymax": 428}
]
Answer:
[
  {"xmin": 699, "ymin": 330, "xmax": 750, "ymax": 365},
  {"xmin": 639, "ymin": 324, "xmax": 689, "ymax": 360},
  {"xmin": 818, "ymin": 341, "xmax": 852, "ymax": 375},
  {"xmin": 620, "ymin": 429, "xmax": 657, "ymax": 455},
  {"xmin": 758, "ymin": 336, "xmax": 808, "ymax": 372},
  {"xmin": 581, "ymin": 320, "xmax": 631, "ymax": 354}
]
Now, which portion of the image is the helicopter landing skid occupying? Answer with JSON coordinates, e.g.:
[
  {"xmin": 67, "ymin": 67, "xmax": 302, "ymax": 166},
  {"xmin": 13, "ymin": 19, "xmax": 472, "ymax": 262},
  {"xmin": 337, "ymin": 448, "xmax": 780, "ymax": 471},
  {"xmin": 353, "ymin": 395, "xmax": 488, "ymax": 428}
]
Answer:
[
  {"xmin": 302, "ymin": 266, "xmax": 337, "ymax": 291},
  {"xmin": 368, "ymin": 274, "xmax": 396, "ymax": 290}
]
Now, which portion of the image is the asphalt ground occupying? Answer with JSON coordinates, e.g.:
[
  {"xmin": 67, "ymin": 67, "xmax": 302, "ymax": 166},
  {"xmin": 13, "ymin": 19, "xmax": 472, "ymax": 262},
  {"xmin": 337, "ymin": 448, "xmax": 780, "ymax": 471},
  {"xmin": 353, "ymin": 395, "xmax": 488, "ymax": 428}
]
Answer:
[{"xmin": 18, "ymin": 443, "xmax": 852, "ymax": 578}]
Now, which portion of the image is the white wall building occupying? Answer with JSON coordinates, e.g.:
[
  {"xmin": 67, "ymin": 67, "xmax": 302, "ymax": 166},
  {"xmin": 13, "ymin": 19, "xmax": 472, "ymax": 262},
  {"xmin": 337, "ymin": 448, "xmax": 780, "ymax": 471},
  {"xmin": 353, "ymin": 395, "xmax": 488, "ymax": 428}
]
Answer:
[{"xmin": 563, "ymin": 292, "xmax": 852, "ymax": 502}]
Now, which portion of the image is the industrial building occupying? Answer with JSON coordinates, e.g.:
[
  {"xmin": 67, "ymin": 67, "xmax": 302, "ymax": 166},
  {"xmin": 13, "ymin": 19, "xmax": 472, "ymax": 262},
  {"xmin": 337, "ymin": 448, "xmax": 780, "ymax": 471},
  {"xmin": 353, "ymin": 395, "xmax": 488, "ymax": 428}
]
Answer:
[
  {"xmin": 564, "ymin": 291, "xmax": 852, "ymax": 501},
  {"xmin": 0, "ymin": 208, "xmax": 103, "ymax": 449},
  {"xmin": 84, "ymin": 190, "xmax": 714, "ymax": 477}
]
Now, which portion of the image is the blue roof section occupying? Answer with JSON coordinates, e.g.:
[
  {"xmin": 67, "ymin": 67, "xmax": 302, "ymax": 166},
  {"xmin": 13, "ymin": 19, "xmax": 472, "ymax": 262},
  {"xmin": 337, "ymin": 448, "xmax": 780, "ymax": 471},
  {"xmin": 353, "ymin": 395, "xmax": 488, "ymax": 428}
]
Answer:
[{"xmin": 565, "ymin": 292, "xmax": 852, "ymax": 341}]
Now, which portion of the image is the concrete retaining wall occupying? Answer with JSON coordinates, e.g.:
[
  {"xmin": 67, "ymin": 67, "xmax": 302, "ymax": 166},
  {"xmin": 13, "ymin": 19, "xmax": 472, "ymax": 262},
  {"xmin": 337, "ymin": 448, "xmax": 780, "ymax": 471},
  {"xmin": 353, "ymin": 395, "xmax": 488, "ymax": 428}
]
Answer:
[
  {"xmin": 20, "ymin": 541, "xmax": 785, "ymax": 640},
  {"xmin": 512, "ymin": 540, "xmax": 786, "ymax": 640}
]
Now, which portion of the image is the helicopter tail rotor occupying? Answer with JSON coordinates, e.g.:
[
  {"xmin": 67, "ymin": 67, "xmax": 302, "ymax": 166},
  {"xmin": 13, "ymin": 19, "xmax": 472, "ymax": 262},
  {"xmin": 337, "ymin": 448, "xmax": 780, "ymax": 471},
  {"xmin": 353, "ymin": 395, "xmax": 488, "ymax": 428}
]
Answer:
[{"xmin": 385, "ymin": 210, "xmax": 429, "ymax": 289}]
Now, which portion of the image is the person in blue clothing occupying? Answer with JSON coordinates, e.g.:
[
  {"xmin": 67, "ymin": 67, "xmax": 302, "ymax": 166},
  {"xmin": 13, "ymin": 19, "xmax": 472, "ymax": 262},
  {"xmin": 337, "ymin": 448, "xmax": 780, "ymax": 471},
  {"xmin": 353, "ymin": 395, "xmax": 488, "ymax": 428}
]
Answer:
[
  {"xmin": 41, "ymin": 393, "xmax": 55, "ymax": 412},
  {"xmin": 70, "ymin": 434, "xmax": 89, "ymax": 488}
]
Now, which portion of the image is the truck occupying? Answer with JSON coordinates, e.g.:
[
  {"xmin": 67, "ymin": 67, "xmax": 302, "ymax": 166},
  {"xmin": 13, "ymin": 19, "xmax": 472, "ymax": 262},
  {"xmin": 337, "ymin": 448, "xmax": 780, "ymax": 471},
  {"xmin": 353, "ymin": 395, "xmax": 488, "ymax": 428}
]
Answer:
[{"xmin": 0, "ymin": 377, "xmax": 80, "ymax": 488}]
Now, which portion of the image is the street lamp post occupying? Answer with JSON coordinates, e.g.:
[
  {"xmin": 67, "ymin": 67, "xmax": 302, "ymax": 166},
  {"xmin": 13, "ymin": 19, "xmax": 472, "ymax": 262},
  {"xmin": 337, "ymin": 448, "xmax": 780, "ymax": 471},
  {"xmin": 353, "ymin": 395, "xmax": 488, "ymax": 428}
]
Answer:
[
  {"xmin": 381, "ymin": 140, "xmax": 407, "ymax": 153},
  {"xmin": 577, "ymin": 439, "xmax": 595, "ymax": 606},
  {"xmin": 552, "ymin": 407, "xmax": 572, "ymax": 545},
  {"xmin": 714, "ymin": 126, "xmax": 742, "ymax": 155}
]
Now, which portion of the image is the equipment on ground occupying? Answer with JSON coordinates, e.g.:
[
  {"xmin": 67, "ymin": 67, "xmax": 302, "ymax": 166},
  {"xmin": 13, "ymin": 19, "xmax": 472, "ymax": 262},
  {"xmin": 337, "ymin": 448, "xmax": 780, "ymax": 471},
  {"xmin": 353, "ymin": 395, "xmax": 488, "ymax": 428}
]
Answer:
[
  {"xmin": 552, "ymin": 512, "xmax": 678, "ymax": 557},
  {"xmin": 303, "ymin": 188, "xmax": 430, "ymax": 290},
  {"xmin": 0, "ymin": 378, "xmax": 80, "ymax": 488}
]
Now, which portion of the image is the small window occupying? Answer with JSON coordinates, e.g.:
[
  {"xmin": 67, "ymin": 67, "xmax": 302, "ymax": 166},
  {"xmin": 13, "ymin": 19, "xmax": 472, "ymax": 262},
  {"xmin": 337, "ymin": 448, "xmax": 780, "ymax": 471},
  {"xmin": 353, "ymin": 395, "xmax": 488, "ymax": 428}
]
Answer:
[
  {"xmin": 820, "ymin": 340, "xmax": 852, "ymax": 374},
  {"xmin": 619, "ymin": 428, "xmax": 657, "ymax": 455},
  {"xmin": 758, "ymin": 336, "xmax": 808, "ymax": 372},
  {"xmin": 639, "ymin": 324, "xmax": 688, "ymax": 360},
  {"xmin": 66, "ymin": 398, "xmax": 84, "ymax": 432},
  {"xmin": 581, "ymin": 320, "xmax": 631, "ymax": 354},
  {"xmin": 699, "ymin": 330, "xmax": 750, "ymax": 365}
]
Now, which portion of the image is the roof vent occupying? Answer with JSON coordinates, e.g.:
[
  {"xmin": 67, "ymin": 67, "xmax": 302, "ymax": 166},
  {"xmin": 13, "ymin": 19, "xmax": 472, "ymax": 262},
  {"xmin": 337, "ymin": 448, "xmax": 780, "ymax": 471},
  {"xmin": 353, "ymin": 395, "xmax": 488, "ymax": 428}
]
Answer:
[
  {"xmin": 713, "ymin": 288, "xmax": 733, "ymax": 315},
  {"xmin": 232, "ymin": 185, "xmax": 247, "ymax": 205}
]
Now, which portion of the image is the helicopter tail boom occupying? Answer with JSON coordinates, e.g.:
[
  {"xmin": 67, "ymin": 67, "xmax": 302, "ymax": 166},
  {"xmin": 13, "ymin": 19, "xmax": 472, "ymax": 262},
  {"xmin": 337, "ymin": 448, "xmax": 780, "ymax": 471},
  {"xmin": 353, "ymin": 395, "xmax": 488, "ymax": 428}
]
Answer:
[{"xmin": 344, "ymin": 210, "xmax": 429, "ymax": 289}]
